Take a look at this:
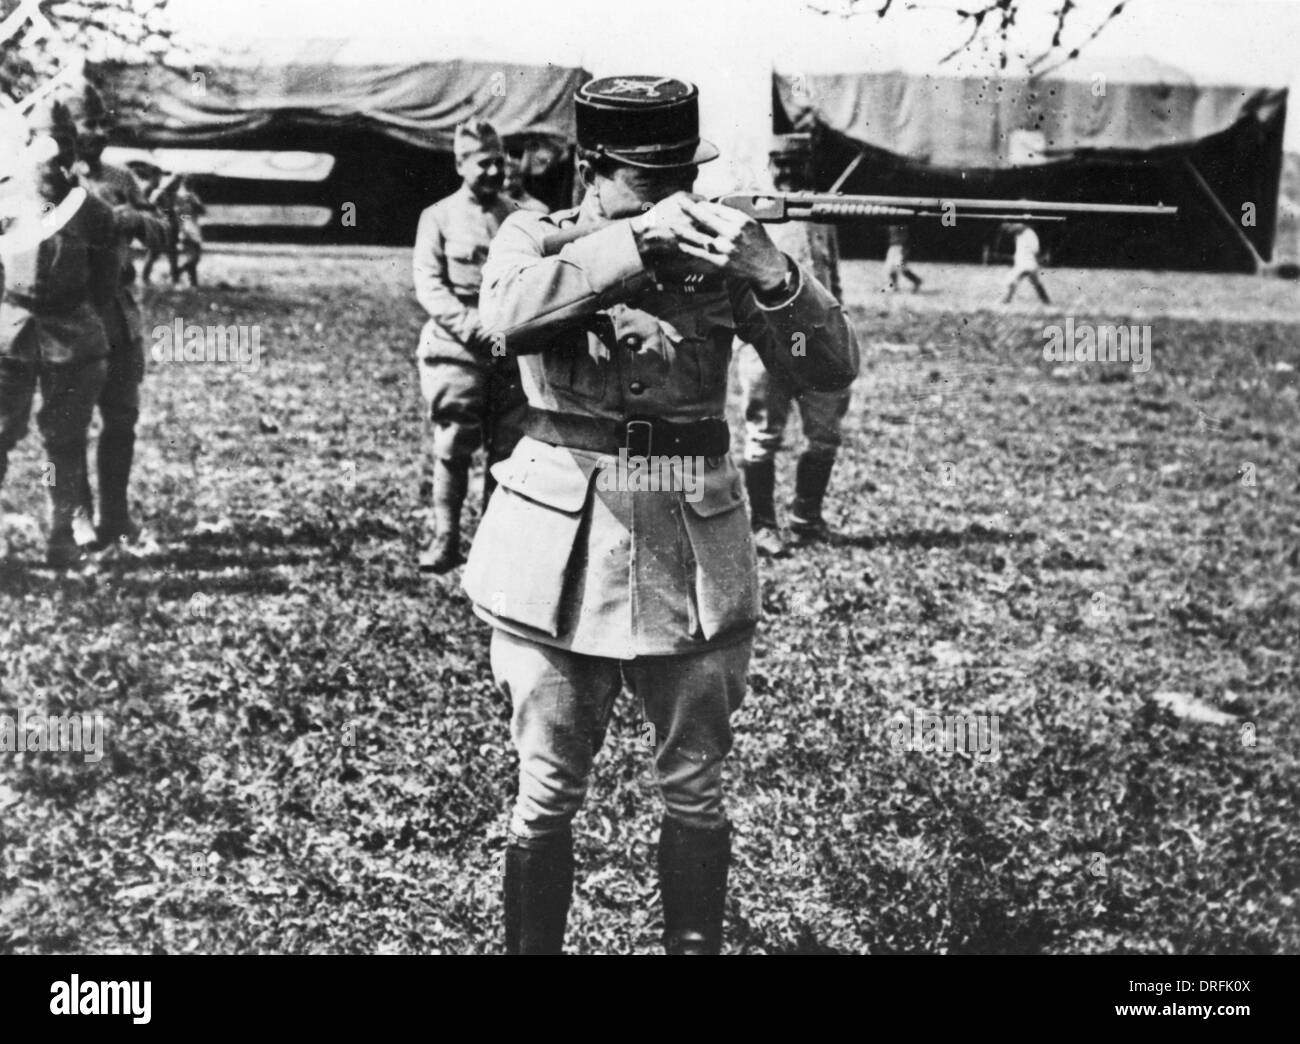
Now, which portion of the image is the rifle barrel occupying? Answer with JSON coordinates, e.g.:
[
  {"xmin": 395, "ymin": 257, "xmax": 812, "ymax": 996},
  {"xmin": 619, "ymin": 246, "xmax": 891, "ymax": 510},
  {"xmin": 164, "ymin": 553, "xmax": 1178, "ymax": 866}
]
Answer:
[
  {"xmin": 721, "ymin": 192, "xmax": 1178, "ymax": 221},
  {"xmin": 539, "ymin": 192, "xmax": 1177, "ymax": 255}
]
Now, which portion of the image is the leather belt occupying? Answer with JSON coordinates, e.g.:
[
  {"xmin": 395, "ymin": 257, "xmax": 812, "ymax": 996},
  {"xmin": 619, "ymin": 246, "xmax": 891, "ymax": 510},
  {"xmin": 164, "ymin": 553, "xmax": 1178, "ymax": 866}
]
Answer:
[{"xmin": 524, "ymin": 407, "xmax": 729, "ymax": 458}]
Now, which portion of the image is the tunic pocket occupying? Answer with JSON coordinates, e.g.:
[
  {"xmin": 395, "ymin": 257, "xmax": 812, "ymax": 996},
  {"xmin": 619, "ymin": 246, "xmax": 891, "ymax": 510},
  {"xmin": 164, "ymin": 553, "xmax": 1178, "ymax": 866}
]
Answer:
[
  {"xmin": 444, "ymin": 238, "xmax": 484, "ymax": 289},
  {"xmin": 659, "ymin": 296, "xmax": 732, "ymax": 399},
  {"xmin": 564, "ymin": 330, "xmax": 609, "ymax": 402},
  {"xmin": 462, "ymin": 438, "xmax": 594, "ymax": 637},
  {"xmin": 678, "ymin": 462, "xmax": 759, "ymax": 641}
]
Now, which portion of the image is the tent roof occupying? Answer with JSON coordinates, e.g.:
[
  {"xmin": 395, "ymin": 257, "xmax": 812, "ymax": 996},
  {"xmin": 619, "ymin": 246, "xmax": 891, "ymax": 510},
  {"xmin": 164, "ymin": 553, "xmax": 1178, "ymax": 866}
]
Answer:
[
  {"xmin": 776, "ymin": 57, "xmax": 1287, "ymax": 170},
  {"xmin": 93, "ymin": 37, "xmax": 588, "ymax": 152},
  {"xmin": 96, "ymin": 0, "xmax": 1295, "ymax": 180}
]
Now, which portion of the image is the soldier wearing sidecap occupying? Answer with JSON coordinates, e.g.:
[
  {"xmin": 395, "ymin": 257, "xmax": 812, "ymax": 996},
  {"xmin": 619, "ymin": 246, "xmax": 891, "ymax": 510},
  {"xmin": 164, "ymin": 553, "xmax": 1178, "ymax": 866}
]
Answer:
[
  {"xmin": 738, "ymin": 132, "xmax": 855, "ymax": 555},
  {"xmin": 72, "ymin": 84, "xmax": 170, "ymax": 547},
  {"xmin": 463, "ymin": 77, "xmax": 858, "ymax": 954},
  {"xmin": 0, "ymin": 100, "xmax": 118, "ymax": 567},
  {"xmin": 413, "ymin": 119, "xmax": 528, "ymax": 573}
]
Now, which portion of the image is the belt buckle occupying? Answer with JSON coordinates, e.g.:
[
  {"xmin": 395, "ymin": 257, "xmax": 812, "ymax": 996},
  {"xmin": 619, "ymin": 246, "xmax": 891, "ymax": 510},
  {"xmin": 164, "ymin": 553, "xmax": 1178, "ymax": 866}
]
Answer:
[{"xmin": 625, "ymin": 418, "xmax": 653, "ymax": 459}]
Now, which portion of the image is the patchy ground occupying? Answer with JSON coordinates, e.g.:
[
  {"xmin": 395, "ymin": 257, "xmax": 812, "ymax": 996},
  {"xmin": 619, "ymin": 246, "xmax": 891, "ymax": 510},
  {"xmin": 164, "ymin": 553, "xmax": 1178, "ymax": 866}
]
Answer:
[{"xmin": 1, "ymin": 251, "xmax": 1298, "ymax": 954}]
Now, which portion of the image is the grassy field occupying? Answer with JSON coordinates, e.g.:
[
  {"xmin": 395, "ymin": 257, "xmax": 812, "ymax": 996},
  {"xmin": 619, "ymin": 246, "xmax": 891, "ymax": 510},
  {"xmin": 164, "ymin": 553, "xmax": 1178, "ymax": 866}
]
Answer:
[{"xmin": 1, "ymin": 251, "xmax": 1298, "ymax": 954}]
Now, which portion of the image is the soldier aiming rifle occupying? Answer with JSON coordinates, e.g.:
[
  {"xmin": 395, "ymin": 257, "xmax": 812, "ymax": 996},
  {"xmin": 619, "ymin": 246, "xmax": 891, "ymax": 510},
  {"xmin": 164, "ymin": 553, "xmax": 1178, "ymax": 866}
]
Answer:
[{"xmin": 462, "ymin": 75, "xmax": 859, "ymax": 955}]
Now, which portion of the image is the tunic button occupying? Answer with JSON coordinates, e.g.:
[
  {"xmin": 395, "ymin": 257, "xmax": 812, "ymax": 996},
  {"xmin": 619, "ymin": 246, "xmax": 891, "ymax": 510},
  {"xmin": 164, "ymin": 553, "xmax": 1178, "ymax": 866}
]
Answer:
[
  {"xmin": 621, "ymin": 333, "xmax": 643, "ymax": 352},
  {"xmin": 629, "ymin": 381, "xmax": 646, "ymax": 395}
]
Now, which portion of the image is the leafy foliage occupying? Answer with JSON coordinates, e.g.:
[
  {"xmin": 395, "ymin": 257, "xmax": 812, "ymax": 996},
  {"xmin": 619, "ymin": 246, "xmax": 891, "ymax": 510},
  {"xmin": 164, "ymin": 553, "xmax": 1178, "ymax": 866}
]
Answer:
[{"xmin": 1, "ymin": 0, "xmax": 179, "ymax": 103}]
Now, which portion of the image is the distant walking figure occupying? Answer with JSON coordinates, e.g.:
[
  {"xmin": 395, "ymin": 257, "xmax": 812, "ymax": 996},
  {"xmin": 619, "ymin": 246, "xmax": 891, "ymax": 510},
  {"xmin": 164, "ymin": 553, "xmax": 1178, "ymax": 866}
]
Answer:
[
  {"xmin": 1003, "ymin": 222, "xmax": 1050, "ymax": 304},
  {"xmin": 884, "ymin": 224, "xmax": 923, "ymax": 292}
]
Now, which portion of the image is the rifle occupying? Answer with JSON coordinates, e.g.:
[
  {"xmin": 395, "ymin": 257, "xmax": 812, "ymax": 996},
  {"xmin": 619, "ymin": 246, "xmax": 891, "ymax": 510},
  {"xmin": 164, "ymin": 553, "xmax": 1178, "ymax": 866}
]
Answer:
[{"xmin": 541, "ymin": 192, "xmax": 1177, "ymax": 255}]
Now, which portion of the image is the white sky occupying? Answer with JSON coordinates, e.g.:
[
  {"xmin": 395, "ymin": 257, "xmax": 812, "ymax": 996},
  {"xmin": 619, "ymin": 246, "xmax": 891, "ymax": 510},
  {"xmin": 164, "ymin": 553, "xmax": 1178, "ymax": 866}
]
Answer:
[{"xmin": 163, "ymin": 0, "xmax": 1300, "ymax": 187}]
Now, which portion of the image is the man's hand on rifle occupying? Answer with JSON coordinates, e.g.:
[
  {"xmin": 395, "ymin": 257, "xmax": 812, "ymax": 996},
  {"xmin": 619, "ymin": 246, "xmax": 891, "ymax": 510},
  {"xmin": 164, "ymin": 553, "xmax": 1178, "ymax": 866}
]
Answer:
[
  {"xmin": 629, "ymin": 192, "xmax": 789, "ymax": 292},
  {"xmin": 678, "ymin": 198, "xmax": 790, "ymax": 293},
  {"xmin": 630, "ymin": 192, "xmax": 705, "ymax": 261}
]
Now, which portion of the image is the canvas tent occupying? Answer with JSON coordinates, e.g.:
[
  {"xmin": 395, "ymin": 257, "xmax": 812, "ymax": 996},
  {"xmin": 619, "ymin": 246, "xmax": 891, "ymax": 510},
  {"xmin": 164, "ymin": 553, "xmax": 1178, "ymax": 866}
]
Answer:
[
  {"xmin": 84, "ymin": 0, "xmax": 1290, "ymax": 264},
  {"xmin": 774, "ymin": 54, "xmax": 1288, "ymax": 271},
  {"xmin": 91, "ymin": 36, "xmax": 588, "ymax": 243}
]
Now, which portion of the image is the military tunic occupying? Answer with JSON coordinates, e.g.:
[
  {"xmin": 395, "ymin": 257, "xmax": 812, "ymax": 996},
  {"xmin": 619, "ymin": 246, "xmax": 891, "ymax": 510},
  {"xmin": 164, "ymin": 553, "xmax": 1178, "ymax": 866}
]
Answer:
[
  {"xmin": 464, "ymin": 201, "xmax": 859, "ymax": 658},
  {"xmin": 0, "ymin": 190, "xmax": 117, "ymax": 463},
  {"xmin": 0, "ymin": 191, "xmax": 117, "ymax": 365},
  {"xmin": 414, "ymin": 184, "xmax": 521, "ymax": 365},
  {"xmin": 77, "ymin": 161, "xmax": 168, "ymax": 361},
  {"xmin": 413, "ymin": 185, "xmax": 527, "ymax": 466}
]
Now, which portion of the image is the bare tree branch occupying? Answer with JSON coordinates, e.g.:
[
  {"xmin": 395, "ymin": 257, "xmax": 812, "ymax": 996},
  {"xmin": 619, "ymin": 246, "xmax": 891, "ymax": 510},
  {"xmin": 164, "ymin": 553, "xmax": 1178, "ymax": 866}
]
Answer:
[
  {"xmin": 1, "ymin": 0, "xmax": 184, "ymax": 103},
  {"xmin": 1028, "ymin": 2, "xmax": 1127, "ymax": 78},
  {"xmin": 804, "ymin": 0, "xmax": 1135, "ymax": 72}
]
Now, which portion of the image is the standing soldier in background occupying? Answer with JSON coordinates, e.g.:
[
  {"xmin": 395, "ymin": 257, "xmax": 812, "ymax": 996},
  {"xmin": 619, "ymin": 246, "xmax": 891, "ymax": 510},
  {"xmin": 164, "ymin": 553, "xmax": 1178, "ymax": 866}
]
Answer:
[
  {"xmin": 145, "ymin": 172, "xmax": 207, "ymax": 287},
  {"xmin": 1002, "ymin": 222, "xmax": 1051, "ymax": 304},
  {"xmin": 464, "ymin": 80, "xmax": 857, "ymax": 954},
  {"xmin": 73, "ymin": 85, "xmax": 170, "ymax": 547},
  {"xmin": 136, "ymin": 164, "xmax": 177, "ymax": 285},
  {"xmin": 0, "ymin": 101, "xmax": 118, "ymax": 566},
  {"xmin": 169, "ymin": 174, "xmax": 207, "ymax": 287},
  {"xmin": 504, "ymin": 146, "xmax": 549, "ymax": 215},
  {"xmin": 738, "ymin": 133, "xmax": 855, "ymax": 556},
  {"xmin": 883, "ymin": 223, "xmax": 923, "ymax": 293},
  {"xmin": 413, "ymin": 119, "xmax": 527, "ymax": 574}
]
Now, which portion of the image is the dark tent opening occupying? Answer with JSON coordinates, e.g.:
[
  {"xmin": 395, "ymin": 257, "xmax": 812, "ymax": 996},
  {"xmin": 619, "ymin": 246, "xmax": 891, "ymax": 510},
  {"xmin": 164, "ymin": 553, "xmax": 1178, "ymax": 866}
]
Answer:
[{"xmin": 91, "ymin": 53, "xmax": 587, "ymax": 246}]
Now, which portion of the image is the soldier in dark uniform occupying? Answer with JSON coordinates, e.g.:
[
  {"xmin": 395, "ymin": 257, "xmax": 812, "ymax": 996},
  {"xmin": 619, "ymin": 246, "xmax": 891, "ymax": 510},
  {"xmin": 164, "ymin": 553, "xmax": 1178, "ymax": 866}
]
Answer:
[
  {"xmin": 73, "ymin": 85, "xmax": 170, "ymax": 547},
  {"xmin": 0, "ymin": 101, "xmax": 118, "ymax": 567},
  {"xmin": 464, "ymin": 77, "xmax": 858, "ymax": 953},
  {"xmin": 413, "ymin": 120, "xmax": 528, "ymax": 573},
  {"xmin": 738, "ymin": 133, "xmax": 855, "ymax": 555}
]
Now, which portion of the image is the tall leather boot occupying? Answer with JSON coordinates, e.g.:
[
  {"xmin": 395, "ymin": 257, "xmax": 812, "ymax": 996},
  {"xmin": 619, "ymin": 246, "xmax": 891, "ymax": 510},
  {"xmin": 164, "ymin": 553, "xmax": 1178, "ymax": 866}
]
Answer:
[
  {"xmin": 46, "ymin": 444, "xmax": 90, "ymax": 568},
  {"xmin": 503, "ymin": 829, "xmax": 574, "ymax": 955},
  {"xmin": 741, "ymin": 458, "xmax": 777, "ymax": 529},
  {"xmin": 742, "ymin": 458, "xmax": 786, "ymax": 558},
  {"xmin": 97, "ymin": 422, "xmax": 140, "ymax": 543},
  {"xmin": 789, "ymin": 454, "xmax": 836, "ymax": 541},
  {"xmin": 419, "ymin": 458, "xmax": 468, "ymax": 574},
  {"xmin": 658, "ymin": 818, "xmax": 730, "ymax": 955}
]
